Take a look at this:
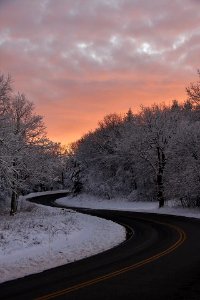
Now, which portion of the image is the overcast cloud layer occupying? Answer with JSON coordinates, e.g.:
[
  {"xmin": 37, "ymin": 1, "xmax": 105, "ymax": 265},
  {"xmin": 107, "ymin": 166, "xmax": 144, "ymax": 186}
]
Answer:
[{"xmin": 0, "ymin": 0, "xmax": 200, "ymax": 144}]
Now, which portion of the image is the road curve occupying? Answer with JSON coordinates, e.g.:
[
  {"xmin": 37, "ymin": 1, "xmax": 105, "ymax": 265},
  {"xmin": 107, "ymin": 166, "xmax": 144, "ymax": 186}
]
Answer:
[{"xmin": 1, "ymin": 193, "xmax": 200, "ymax": 300}]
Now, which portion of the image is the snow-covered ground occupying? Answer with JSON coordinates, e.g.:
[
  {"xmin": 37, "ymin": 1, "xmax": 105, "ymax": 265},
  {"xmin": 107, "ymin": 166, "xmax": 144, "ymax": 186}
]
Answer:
[
  {"xmin": 1, "ymin": 191, "xmax": 200, "ymax": 284},
  {"xmin": 56, "ymin": 193, "xmax": 200, "ymax": 219},
  {"xmin": 0, "ymin": 192, "xmax": 126, "ymax": 283}
]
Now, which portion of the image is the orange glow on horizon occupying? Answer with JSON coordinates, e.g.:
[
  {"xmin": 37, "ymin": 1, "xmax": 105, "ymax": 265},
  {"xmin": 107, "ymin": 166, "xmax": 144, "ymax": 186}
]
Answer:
[{"xmin": 42, "ymin": 88, "xmax": 188, "ymax": 146}]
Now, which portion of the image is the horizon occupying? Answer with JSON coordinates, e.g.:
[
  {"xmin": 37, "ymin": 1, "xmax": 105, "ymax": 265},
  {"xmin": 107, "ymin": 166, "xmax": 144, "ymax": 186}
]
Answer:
[{"xmin": 0, "ymin": 0, "xmax": 199, "ymax": 145}]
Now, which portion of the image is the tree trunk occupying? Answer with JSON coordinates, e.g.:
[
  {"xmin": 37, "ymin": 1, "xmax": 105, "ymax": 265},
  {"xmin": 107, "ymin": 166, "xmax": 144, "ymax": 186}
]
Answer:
[
  {"xmin": 71, "ymin": 161, "xmax": 82, "ymax": 196},
  {"xmin": 157, "ymin": 174, "xmax": 164, "ymax": 208},
  {"xmin": 10, "ymin": 190, "xmax": 17, "ymax": 216},
  {"xmin": 157, "ymin": 147, "xmax": 165, "ymax": 208},
  {"xmin": 10, "ymin": 159, "xmax": 18, "ymax": 215},
  {"xmin": 61, "ymin": 171, "xmax": 64, "ymax": 188}
]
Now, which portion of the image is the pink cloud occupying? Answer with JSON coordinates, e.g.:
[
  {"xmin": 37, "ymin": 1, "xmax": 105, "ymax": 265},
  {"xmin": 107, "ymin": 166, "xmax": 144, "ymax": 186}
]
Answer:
[{"xmin": 0, "ymin": 0, "xmax": 199, "ymax": 144}]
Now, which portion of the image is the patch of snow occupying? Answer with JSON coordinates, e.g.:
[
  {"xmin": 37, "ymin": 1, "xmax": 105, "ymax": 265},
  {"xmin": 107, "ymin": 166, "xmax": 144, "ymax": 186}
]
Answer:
[
  {"xmin": 0, "ymin": 193, "xmax": 126, "ymax": 283},
  {"xmin": 56, "ymin": 194, "xmax": 200, "ymax": 219},
  {"xmin": 24, "ymin": 190, "xmax": 69, "ymax": 199}
]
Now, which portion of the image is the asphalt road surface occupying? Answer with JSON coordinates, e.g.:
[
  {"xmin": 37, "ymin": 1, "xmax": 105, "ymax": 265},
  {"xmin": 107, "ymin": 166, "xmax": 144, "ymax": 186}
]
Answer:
[{"xmin": 1, "ymin": 193, "xmax": 200, "ymax": 300}]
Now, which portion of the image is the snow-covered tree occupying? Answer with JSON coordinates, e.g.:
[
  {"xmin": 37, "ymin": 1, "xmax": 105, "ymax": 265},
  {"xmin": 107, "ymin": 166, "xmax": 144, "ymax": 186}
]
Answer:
[
  {"xmin": 61, "ymin": 73, "xmax": 200, "ymax": 207},
  {"xmin": 166, "ymin": 120, "xmax": 200, "ymax": 207},
  {"xmin": 186, "ymin": 70, "xmax": 200, "ymax": 108},
  {"xmin": 136, "ymin": 105, "xmax": 181, "ymax": 207},
  {"xmin": 0, "ymin": 73, "xmax": 66, "ymax": 214},
  {"xmin": 67, "ymin": 101, "xmax": 200, "ymax": 207}
]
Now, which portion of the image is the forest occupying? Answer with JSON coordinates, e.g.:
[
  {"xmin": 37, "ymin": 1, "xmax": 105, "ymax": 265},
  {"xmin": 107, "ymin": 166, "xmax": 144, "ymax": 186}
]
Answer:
[
  {"xmin": 66, "ymin": 71, "xmax": 200, "ymax": 208},
  {"xmin": 1, "ymin": 71, "xmax": 200, "ymax": 213},
  {"xmin": 0, "ymin": 74, "xmax": 65, "ymax": 215}
]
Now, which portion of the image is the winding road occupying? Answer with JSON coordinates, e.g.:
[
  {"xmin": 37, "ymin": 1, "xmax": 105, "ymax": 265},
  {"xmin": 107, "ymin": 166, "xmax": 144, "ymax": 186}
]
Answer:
[{"xmin": 1, "ymin": 193, "xmax": 200, "ymax": 299}]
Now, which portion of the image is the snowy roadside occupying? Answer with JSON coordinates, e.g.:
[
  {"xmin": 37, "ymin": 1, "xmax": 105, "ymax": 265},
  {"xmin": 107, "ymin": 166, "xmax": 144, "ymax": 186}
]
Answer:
[
  {"xmin": 0, "ymin": 192, "xmax": 126, "ymax": 283},
  {"xmin": 56, "ymin": 193, "xmax": 200, "ymax": 220}
]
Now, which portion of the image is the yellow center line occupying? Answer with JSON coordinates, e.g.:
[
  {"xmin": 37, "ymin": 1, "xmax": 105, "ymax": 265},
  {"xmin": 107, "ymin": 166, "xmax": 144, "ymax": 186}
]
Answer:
[{"xmin": 35, "ymin": 220, "xmax": 187, "ymax": 300}]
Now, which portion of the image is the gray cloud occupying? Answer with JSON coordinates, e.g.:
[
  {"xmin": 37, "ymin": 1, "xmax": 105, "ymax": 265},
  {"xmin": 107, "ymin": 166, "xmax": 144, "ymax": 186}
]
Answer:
[{"xmin": 0, "ymin": 0, "xmax": 199, "ymax": 143}]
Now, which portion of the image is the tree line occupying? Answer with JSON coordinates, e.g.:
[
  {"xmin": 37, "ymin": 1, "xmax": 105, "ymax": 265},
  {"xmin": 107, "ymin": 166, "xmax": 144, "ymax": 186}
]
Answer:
[
  {"xmin": 0, "ymin": 74, "xmax": 65, "ymax": 215},
  {"xmin": 66, "ymin": 71, "xmax": 200, "ymax": 208},
  {"xmin": 1, "ymin": 71, "xmax": 200, "ymax": 213}
]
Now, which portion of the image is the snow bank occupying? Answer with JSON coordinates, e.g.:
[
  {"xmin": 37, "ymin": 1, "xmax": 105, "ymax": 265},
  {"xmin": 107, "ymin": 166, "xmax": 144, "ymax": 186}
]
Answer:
[
  {"xmin": 24, "ymin": 190, "xmax": 69, "ymax": 199},
  {"xmin": 56, "ymin": 194, "xmax": 200, "ymax": 219},
  {"xmin": 0, "ymin": 194, "xmax": 126, "ymax": 283}
]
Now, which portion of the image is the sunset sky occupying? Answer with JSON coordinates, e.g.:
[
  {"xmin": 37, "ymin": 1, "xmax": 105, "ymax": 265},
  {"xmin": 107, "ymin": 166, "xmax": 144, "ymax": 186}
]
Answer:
[{"xmin": 0, "ymin": 0, "xmax": 200, "ymax": 145}]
